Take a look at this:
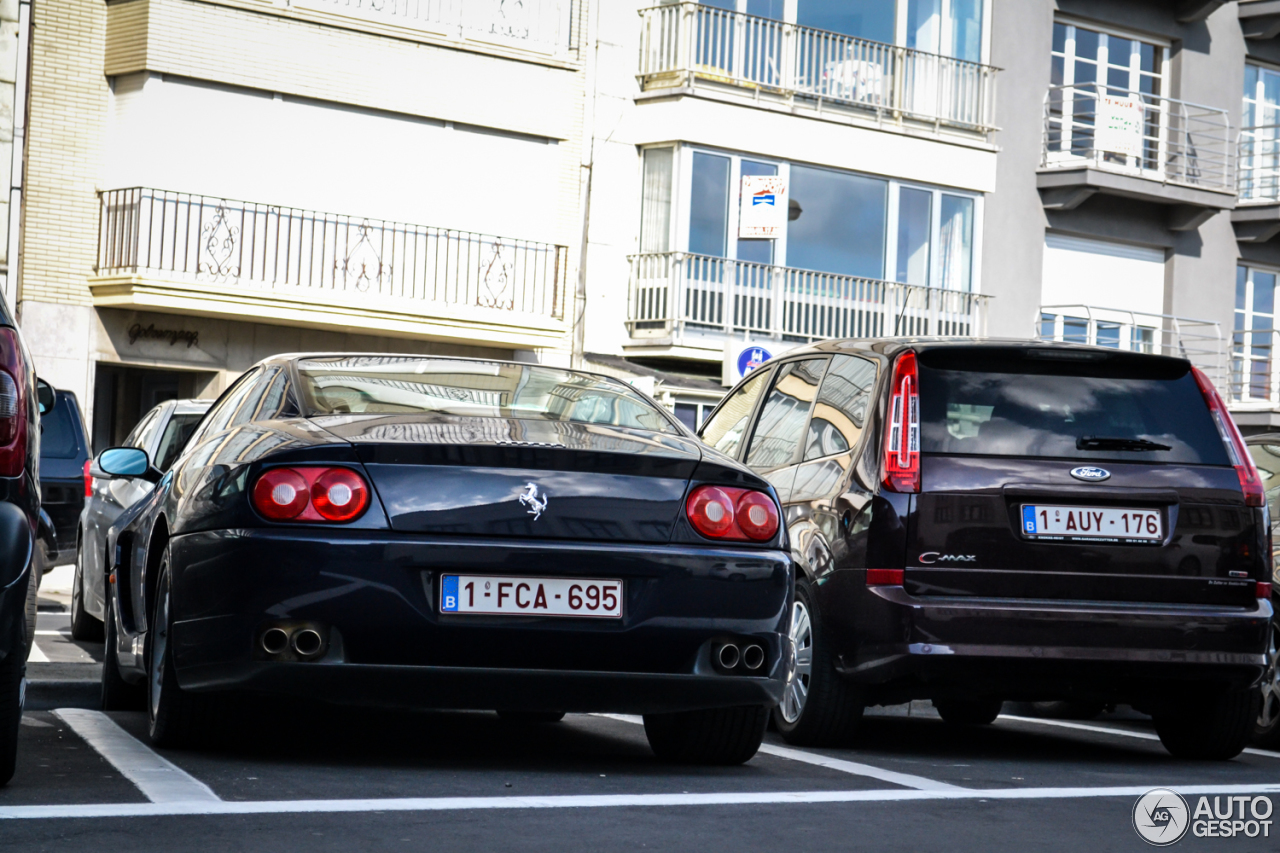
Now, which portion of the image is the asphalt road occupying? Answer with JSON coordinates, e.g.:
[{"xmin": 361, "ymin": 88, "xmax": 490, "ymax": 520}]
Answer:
[{"xmin": 5, "ymin": 609, "xmax": 1279, "ymax": 852}]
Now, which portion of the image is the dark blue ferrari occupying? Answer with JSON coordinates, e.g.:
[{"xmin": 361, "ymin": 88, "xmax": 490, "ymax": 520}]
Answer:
[{"xmin": 96, "ymin": 355, "xmax": 790, "ymax": 764}]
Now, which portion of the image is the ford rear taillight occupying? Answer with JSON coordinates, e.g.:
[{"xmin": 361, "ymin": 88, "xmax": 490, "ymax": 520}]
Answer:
[
  {"xmin": 252, "ymin": 467, "xmax": 370, "ymax": 523},
  {"xmin": 685, "ymin": 485, "xmax": 780, "ymax": 542},
  {"xmin": 84, "ymin": 459, "xmax": 93, "ymax": 497},
  {"xmin": 882, "ymin": 350, "xmax": 920, "ymax": 493},
  {"xmin": 0, "ymin": 327, "xmax": 28, "ymax": 478},
  {"xmin": 1191, "ymin": 367, "xmax": 1264, "ymax": 507}
]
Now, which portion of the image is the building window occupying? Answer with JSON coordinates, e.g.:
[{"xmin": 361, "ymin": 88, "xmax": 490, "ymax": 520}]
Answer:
[
  {"xmin": 641, "ymin": 146, "xmax": 979, "ymax": 292},
  {"xmin": 1047, "ymin": 21, "xmax": 1167, "ymax": 169},
  {"xmin": 698, "ymin": 0, "xmax": 984, "ymax": 62},
  {"xmin": 1236, "ymin": 265, "xmax": 1277, "ymax": 400},
  {"xmin": 1242, "ymin": 65, "xmax": 1280, "ymax": 202}
]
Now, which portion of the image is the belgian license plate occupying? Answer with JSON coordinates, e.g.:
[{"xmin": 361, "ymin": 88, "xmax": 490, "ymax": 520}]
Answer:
[
  {"xmin": 439, "ymin": 575, "xmax": 623, "ymax": 618},
  {"xmin": 1021, "ymin": 505, "xmax": 1163, "ymax": 543}
]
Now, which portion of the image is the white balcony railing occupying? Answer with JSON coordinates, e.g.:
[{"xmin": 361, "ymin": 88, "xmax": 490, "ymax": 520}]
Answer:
[
  {"xmin": 638, "ymin": 3, "xmax": 998, "ymax": 134},
  {"xmin": 97, "ymin": 188, "xmax": 568, "ymax": 323},
  {"xmin": 1232, "ymin": 328, "xmax": 1280, "ymax": 407},
  {"xmin": 628, "ymin": 252, "xmax": 989, "ymax": 344},
  {"xmin": 1037, "ymin": 304, "xmax": 1227, "ymax": 393},
  {"xmin": 1240, "ymin": 125, "xmax": 1280, "ymax": 202},
  {"xmin": 1042, "ymin": 83, "xmax": 1234, "ymax": 193},
  {"xmin": 293, "ymin": 0, "xmax": 571, "ymax": 56}
]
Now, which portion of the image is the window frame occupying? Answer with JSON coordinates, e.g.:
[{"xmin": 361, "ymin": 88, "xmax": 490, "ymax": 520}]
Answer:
[
  {"xmin": 1235, "ymin": 263, "xmax": 1279, "ymax": 403},
  {"xmin": 647, "ymin": 142, "xmax": 983, "ymax": 292}
]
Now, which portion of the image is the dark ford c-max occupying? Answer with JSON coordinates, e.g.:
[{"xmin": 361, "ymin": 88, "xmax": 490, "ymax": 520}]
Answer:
[{"xmin": 699, "ymin": 339, "xmax": 1272, "ymax": 760}]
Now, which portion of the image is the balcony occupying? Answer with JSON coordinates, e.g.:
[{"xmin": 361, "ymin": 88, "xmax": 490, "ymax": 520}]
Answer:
[
  {"xmin": 637, "ymin": 3, "xmax": 998, "ymax": 137},
  {"xmin": 1037, "ymin": 304, "xmax": 1227, "ymax": 391},
  {"xmin": 627, "ymin": 252, "xmax": 989, "ymax": 358},
  {"xmin": 92, "ymin": 188, "xmax": 569, "ymax": 350},
  {"xmin": 289, "ymin": 0, "xmax": 572, "ymax": 57},
  {"xmin": 1234, "ymin": 126, "xmax": 1280, "ymax": 241},
  {"xmin": 1038, "ymin": 83, "xmax": 1235, "ymax": 228}
]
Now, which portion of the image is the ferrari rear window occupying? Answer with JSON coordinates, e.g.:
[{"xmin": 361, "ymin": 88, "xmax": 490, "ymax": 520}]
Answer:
[{"xmin": 296, "ymin": 357, "xmax": 679, "ymax": 434}]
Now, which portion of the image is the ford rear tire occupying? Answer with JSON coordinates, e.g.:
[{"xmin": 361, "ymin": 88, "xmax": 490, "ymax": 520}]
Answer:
[{"xmin": 1155, "ymin": 688, "xmax": 1258, "ymax": 760}]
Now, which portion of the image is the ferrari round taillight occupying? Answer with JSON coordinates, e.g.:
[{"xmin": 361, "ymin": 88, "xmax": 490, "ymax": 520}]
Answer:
[
  {"xmin": 252, "ymin": 468, "xmax": 310, "ymax": 520},
  {"xmin": 735, "ymin": 491, "xmax": 779, "ymax": 541},
  {"xmin": 312, "ymin": 467, "xmax": 370, "ymax": 522},
  {"xmin": 686, "ymin": 485, "xmax": 736, "ymax": 538}
]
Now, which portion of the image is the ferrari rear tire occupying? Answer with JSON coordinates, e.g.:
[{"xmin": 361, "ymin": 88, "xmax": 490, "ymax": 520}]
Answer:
[
  {"xmin": 1155, "ymin": 688, "xmax": 1258, "ymax": 761},
  {"xmin": 644, "ymin": 705, "xmax": 768, "ymax": 765},
  {"xmin": 101, "ymin": 596, "xmax": 144, "ymax": 712},
  {"xmin": 146, "ymin": 554, "xmax": 223, "ymax": 748}
]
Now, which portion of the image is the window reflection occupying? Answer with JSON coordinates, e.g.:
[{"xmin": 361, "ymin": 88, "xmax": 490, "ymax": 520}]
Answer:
[
  {"xmin": 788, "ymin": 165, "xmax": 886, "ymax": 279},
  {"xmin": 804, "ymin": 355, "xmax": 877, "ymax": 461},
  {"xmin": 700, "ymin": 367, "xmax": 772, "ymax": 457},
  {"xmin": 747, "ymin": 358, "xmax": 827, "ymax": 470}
]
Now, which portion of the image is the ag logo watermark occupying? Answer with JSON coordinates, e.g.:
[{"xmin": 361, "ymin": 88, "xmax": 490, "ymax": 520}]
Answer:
[
  {"xmin": 1133, "ymin": 789, "xmax": 1189, "ymax": 846},
  {"xmin": 1133, "ymin": 789, "xmax": 1275, "ymax": 844}
]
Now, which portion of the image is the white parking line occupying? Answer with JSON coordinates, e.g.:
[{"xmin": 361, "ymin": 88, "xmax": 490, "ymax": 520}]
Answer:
[
  {"xmin": 51, "ymin": 709, "xmax": 221, "ymax": 804},
  {"xmin": 4, "ymin": 782, "xmax": 1280, "ymax": 821},
  {"xmin": 999, "ymin": 714, "xmax": 1280, "ymax": 759},
  {"xmin": 592, "ymin": 714, "xmax": 961, "ymax": 791},
  {"xmin": 26, "ymin": 641, "xmax": 48, "ymax": 663}
]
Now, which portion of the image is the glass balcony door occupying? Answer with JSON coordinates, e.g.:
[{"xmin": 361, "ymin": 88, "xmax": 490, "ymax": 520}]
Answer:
[
  {"xmin": 1236, "ymin": 265, "xmax": 1277, "ymax": 402},
  {"xmin": 1047, "ymin": 21, "xmax": 1167, "ymax": 175},
  {"xmin": 1242, "ymin": 65, "xmax": 1280, "ymax": 202}
]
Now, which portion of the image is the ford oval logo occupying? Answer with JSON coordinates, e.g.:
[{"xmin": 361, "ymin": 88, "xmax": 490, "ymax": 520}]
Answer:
[{"xmin": 1070, "ymin": 466, "xmax": 1111, "ymax": 482}]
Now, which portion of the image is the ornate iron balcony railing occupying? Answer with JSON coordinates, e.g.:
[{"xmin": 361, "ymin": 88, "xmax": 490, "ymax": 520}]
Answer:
[
  {"xmin": 637, "ymin": 3, "xmax": 999, "ymax": 134},
  {"xmin": 97, "ymin": 188, "xmax": 568, "ymax": 322},
  {"xmin": 627, "ymin": 252, "xmax": 989, "ymax": 343},
  {"xmin": 1041, "ymin": 83, "xmax": 1234, "ymax": 194}
]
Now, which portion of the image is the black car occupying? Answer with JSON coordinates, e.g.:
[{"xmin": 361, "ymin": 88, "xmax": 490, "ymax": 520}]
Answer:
[
  {"xmin": 1243, "ymin": 433, "xmax": 1280, "ymax": 749},
  {"xmin": 0, "ymin": 294, "xmax": 51, "ymax": 786},
  {"xmin": 39, "ymin": 388, "xmax": 91, "ymax": 568},
  {"xmin": 699, "ymin": 339, "xmax": 1271, "ymax": 760},
  {"xmin": 96, "ymin": 355, "xmax": 790, "ymax": 764},
  {"xmin": 72, "ymin": 397, "xmax": 211, "ymax": 641}
]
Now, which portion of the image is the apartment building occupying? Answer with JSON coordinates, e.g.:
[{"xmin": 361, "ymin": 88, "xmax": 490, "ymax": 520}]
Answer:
[
  {"xmin": 572, "ymin": 0, "xmax": 1280, "ymax": 432},
  {"xmin": 579, "ymin": 0, "xmax": 997, "ymax": 428},
  {"xmin": 16, "ymin": 0, "xmax": 586, "ymax": 447}
]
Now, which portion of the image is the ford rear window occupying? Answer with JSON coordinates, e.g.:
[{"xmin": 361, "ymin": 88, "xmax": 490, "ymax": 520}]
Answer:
[{"xmin": 916, "ymin": 349, "xmax": 1230, "ymax": 465}]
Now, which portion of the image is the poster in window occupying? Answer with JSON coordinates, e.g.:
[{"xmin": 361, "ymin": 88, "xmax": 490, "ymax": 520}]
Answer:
[
  {"xmin": 739, "ymin": 176, "xmax": 788, "ymax": 239},
  {"xmin": 1095, "ymin": 95, "xmax": 1145, "ymax": 158}
]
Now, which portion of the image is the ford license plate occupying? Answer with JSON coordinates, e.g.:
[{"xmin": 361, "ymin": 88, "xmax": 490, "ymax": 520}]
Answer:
[
  {"xmin": 439, "ymin": 575, "xmax": 623, "ymax": 618},
  {"xmin": 1021, "ymin": 505, "xmax": 1163, "ymax": 543}
]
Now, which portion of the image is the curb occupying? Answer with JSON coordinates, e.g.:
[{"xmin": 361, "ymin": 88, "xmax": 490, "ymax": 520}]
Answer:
[{"xmin": 24, "ymin": 679, "xmax": 100, "ymax": 711}]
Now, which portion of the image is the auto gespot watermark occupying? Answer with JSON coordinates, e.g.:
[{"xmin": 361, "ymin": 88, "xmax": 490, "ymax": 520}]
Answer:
[{"xmin": 1132, "ymin": 788, "xmax": 1275, "ymax": 845}]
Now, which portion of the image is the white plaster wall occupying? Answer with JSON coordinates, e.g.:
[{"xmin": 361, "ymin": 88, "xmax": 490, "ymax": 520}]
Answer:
[{"xmin": 103, "ymin": 74, "xmax": 565, "ymax": 245}]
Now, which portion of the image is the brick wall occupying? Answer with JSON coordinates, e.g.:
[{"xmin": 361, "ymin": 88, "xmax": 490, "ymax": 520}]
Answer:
[{"xmin": 20, "ymin": 0, "xmax": 109, "ymax": 306}]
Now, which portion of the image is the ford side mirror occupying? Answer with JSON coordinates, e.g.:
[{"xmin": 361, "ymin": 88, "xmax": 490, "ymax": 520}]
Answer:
[
  {"xmin": 35, "ymin": 379, "xmax": 55, "ymax": 415},
  {"xmin": 96, "ymin": 447, "xmax": 162, "ymax": 484}
]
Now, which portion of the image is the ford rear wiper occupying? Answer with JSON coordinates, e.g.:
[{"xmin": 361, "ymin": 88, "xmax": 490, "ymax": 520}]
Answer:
[{"xmin": 1076, "ymin": 435, "xmax": 1172, "ymax": 452}]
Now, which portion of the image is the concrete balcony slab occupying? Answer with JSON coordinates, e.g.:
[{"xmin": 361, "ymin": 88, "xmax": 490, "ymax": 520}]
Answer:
[{"xmin": 1036, "ymin": 167, "xmax": 1236, "ymax": 229}]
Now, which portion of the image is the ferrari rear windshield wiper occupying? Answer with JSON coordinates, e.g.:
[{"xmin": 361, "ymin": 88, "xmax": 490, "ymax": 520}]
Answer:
[{"xmin": 1076, "ymin": 435, "xmax": 1172, "ymax": 452}]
